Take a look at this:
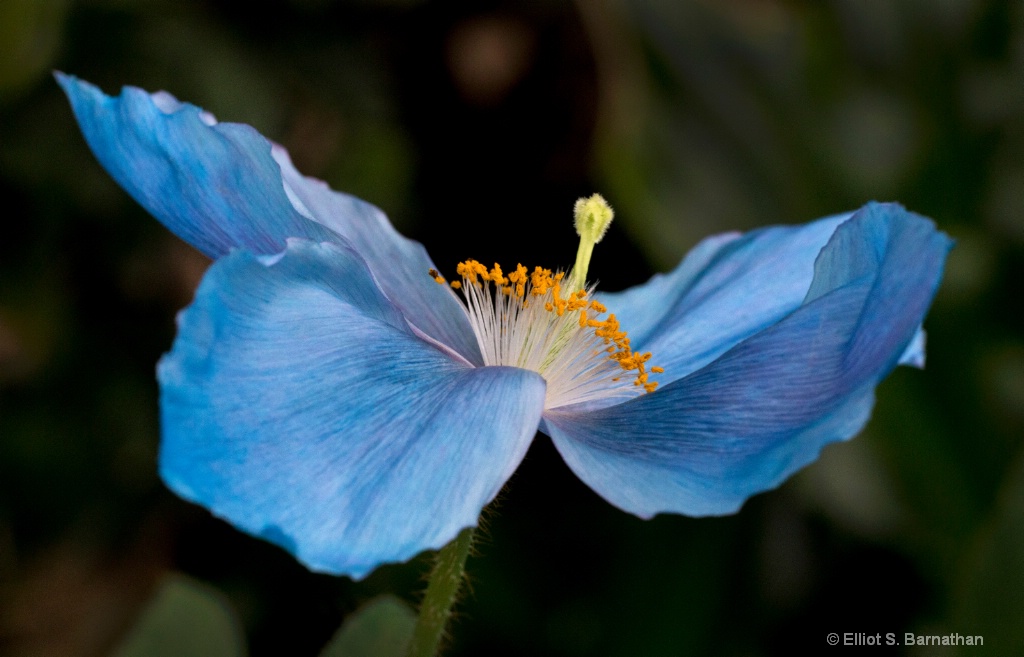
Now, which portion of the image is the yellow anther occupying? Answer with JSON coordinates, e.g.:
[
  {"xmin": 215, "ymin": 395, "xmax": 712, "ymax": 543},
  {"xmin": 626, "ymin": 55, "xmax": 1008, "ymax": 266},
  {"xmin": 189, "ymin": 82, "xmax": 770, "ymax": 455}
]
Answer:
[
  {"xmin": 450, "ymin": 281, "xmax": 462, "ymax": 290},
  {"xmin": 530, "ymin": 267, "xmax": 552, "ymax": 295},
  {"xmin": 511, "ymin": 265, "xmax": 528, "ymax": 298},
  {"xmin": 508, "ymin": 264, "xmax": 527, "ymax": 284}
]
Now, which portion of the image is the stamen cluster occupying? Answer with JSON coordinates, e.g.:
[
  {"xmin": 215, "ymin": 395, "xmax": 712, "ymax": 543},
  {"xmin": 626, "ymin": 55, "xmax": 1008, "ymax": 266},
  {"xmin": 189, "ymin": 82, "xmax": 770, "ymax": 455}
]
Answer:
[{"xmin": 431, "ymin": 260, "xmax": 662, "ymax": 410}]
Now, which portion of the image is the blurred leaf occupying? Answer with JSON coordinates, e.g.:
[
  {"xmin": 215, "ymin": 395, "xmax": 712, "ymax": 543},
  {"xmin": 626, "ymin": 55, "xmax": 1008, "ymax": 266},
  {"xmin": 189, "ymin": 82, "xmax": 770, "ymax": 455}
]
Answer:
[
  {"xmin": 584, "ymin": 0, "xmax": 817, "ymax": 268},
  {"xmin": 112, "ymin": 573, "xmax": 246, "ymax": 657},
  {"xmin": 325, "ymin": 119, "xmax": 414, "ymax": 224},
  {"xmin": 0, "ymin": 0, "xmax": 69, "ymax": 97},
  {"xmin": 319, "ymin": 595, "xmax": 416, "ymax": 657},
  {"xmin": 951, "ymin": 449, "xmax": 1024, "ymax": 654}
]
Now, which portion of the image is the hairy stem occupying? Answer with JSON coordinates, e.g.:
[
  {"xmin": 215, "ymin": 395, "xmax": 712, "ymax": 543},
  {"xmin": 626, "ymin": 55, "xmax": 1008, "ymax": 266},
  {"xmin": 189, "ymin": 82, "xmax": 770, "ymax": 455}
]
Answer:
[{"xmin": 405, "ymin": 527, "xmax": 475, "ymax": 657}]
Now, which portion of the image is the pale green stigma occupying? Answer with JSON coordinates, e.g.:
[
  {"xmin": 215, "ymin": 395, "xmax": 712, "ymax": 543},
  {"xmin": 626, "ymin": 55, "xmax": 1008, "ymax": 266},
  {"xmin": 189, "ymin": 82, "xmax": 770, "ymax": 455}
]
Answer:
[{"xmin": 568, "ymin": 194, "xmax": 614, "ymax": 294}]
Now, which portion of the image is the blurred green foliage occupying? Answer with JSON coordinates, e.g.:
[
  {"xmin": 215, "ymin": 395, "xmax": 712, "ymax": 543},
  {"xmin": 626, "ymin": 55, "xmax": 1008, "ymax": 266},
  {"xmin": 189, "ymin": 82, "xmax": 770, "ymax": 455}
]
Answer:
[
  {"xmin": 0, "ymin": 1, "xmax": 1020, "ymax": 656},
  {"xmin": 319, "ymin": 595, "xmax": 415, "ymax": 657},
  {"xmin": 0, "ymin": 0, "xmax": 70, "ymax": 99},
  {"xmin": 111, "ymin": 574, "xmax": 245, "ymax": 657}
]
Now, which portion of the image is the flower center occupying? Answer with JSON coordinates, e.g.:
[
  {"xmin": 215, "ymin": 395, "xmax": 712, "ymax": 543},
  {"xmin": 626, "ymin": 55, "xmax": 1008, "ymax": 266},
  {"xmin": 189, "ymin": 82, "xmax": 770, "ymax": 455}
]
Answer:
[{"xmin": 428, "ymin": 194, "xmax": 663, "ymax": 410}]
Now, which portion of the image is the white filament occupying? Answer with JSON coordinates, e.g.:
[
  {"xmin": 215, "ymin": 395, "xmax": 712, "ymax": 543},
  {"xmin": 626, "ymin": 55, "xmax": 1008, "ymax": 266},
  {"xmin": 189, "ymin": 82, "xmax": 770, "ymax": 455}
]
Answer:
[{"xmin": 458, "ymin": 277, "xmax": 641, "ymax": 410}]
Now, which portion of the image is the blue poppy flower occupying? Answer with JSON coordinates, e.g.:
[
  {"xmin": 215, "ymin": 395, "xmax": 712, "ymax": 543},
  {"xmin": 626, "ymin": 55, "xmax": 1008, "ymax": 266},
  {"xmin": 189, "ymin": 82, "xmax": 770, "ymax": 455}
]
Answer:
[{"xmin": 58, "ymin": 73, "xmax": 952, "ymax": 579}]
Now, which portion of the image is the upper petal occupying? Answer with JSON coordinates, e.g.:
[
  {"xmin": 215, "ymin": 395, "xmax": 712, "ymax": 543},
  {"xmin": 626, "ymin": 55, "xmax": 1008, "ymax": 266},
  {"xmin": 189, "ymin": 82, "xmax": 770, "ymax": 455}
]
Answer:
[
  {"xmin": 544, "ymin": 203, "xmax": 952, "ymax": 518},
  {"xmin": 58, "ymin": 73, "xmax": 481, "ymax": 363},
  {"xmin": 56, "ymin": 73, "xmax": 336, "ymax": 258},
  {"xmin": 598, "ymin": 211, "xmax": 851, "ymax": 383},
  {"xmin": 271, "ymin": 147, "xmax": 482, "ymax": 364},
  {"xmin": 158, "ymin": 239, "xmax": 546, "ymax": 578}
]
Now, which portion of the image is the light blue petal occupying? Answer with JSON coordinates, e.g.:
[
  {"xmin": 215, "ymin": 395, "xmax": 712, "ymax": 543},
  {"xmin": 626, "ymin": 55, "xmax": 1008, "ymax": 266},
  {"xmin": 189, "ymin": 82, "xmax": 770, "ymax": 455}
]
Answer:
[
  {"xmin": 544, "ymin": 203, "xmax": 951, "ymax": 517},
  {"xmin": 56, "ymin": 73, "xmax": 336, "ymax": 258},
  {"xmin": 598, "ymin": 212, "xmax": 852, "ymax": 383},
  {"xmin": 158, "ymin": 239, "xmax": 546, "ymax": 578},
  {"xmin": 898, "ymin": 327, "xmax": 926, "ymax": 368},
  {"xmin": 271, "ymin": 147, "xmax": 482, "ymax": 364},
  {"xmin": 58, "ymin": 73, "xmax": 481, "ymax": 364}
]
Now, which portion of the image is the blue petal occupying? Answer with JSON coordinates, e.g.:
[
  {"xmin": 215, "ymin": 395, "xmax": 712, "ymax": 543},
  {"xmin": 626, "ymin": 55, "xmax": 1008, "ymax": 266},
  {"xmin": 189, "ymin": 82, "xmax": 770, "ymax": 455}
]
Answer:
[
  {"xmin": 58, "ymin": 73, "xmax": 481, "ymax": 363},
  {"xmin": 271, "ymin": 147, "xmax": 482, "ymax": 364},
  {"xmin": 898, "ymin": 328, "xmax": 926, "ymax": 368},
  {"xmin": 158, "ymin": 239, "xmax": 546, "ymax": 578},
  {"xmin": 543, "ymin": 203, "xmax": 951, "ymax": 517},
  {"xmin": 598, "ymin": 212, "xmax": 851, "ymax": 383},
  {"xmin": 56, "ymin": 73, "xmax": 336, "ymax": 258}
]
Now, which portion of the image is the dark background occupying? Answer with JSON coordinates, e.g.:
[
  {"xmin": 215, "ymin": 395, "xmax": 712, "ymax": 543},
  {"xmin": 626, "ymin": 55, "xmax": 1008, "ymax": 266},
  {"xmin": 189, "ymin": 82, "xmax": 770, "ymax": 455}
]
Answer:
[{"xmin": 1, "ymin": 0, "xmax": 1022, "ymax": 655}]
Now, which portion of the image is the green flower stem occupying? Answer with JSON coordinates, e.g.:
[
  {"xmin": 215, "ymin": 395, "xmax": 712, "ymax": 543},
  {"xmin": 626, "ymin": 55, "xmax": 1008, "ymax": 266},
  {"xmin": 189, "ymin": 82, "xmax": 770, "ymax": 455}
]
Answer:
[{"xmin": 405, "ymin": 527, "xmax": 475, "ymax": 657}]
